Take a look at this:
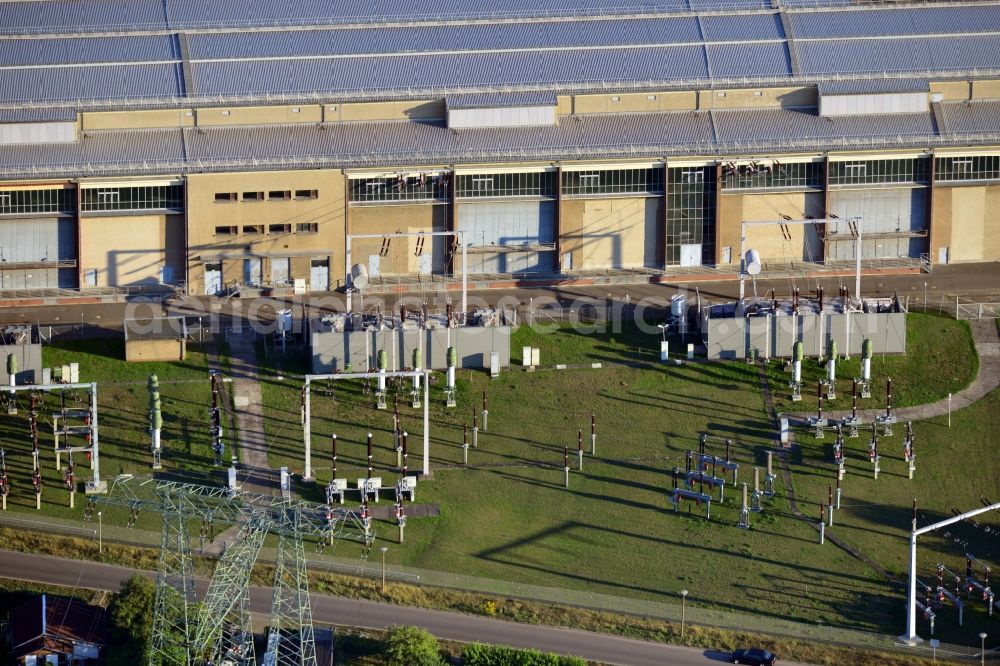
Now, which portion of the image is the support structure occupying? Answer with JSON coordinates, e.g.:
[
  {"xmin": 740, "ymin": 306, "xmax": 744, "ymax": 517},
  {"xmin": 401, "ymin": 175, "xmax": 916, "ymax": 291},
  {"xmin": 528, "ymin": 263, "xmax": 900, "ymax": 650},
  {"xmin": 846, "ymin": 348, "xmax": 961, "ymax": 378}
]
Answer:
[
  {"xmin": 346, "ymin": 231, "xmax": 467, "ymax": 316},
  {"xmin": 85, "ymin": 476, "xmax": 376, "ymax": 665},
  {"xmin": 903, "ymin": 500, "xmax": 1000, "ymax": 644},
  {"xmin": 738, "ymin": 217, "xmax": 862, "ymax": 301},
  {"xmin": 303, "ymin": 370, "xmax": 431, "ymax": 480},
  {"xmin": 12, "ymin": 383, "xmax": 105, "ymax": 493}
]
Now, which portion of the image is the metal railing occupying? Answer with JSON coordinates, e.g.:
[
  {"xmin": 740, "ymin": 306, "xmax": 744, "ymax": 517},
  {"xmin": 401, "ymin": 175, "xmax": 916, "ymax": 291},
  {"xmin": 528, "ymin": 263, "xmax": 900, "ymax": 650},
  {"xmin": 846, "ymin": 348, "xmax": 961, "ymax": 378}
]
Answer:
[
  {"xmin": 0, "ymin": 0, "xmax": 993, "ymax": 38},
  {"xmin": 7, "ymin": 128, "xmax": 1000, "ymax": 182}
]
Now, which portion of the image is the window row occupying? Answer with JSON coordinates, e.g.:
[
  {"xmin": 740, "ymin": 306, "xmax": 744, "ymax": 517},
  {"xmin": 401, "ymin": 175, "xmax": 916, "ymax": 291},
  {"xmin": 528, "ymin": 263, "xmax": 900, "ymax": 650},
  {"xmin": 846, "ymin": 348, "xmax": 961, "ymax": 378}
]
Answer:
[
  {"xmin": 722, "ymin": 161, "xmax": 824, "ymax": 191},
  {"xmin": 0, "ymin": 188, "xmax": 74, "ymax": 215},
  {"xmin": 215, "ymin": 189, "xmax": 318, "ymax": 203},
  {"xmin": 828, "ymin": 158, "xmax": 929, "ymax": 186},
  {"xmin": 215, "ymin": 223, "xmax": 319, "ymax": 236},
  {"xmin": 456, "ymin": 172, "xmax": 555, "ymax": 198},
  {"xmin": 80, "ymin": 185, "xmax": 183, "ymax": 212},
  {"xmin": 562, "ymin": 168, "xmax": 663, "ymax": 196},
  {"xmin": 935, "ymin": 155, "xmax": 1000, "ymax": 182},
  {"xmin": 350, "ymin": 175, "xmax": 450, "ymax": 202}
]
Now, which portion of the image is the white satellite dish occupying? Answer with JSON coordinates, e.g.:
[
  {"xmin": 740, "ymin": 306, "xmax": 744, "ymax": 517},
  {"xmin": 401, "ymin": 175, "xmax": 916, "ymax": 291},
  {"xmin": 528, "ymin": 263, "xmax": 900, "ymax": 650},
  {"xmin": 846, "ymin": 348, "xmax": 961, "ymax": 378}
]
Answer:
[
  {"xmin": 350, "ymin": 263, "xmax": 369, "ymax": 289},
  {"xmin": 745, "ymin": 248, "xmax": 762, "ymax": 276}
]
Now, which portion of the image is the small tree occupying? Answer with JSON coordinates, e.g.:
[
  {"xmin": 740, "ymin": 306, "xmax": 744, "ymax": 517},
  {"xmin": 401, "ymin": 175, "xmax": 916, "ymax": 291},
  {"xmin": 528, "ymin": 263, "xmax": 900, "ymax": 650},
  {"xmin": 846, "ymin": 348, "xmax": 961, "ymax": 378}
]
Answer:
[
  {"xmin": 382, "ymin": 625, "xmax": 443, "ymax": 666},
  {"xmin": 106, "ymin": 574, "xmax": 155, "ymax": 665}
]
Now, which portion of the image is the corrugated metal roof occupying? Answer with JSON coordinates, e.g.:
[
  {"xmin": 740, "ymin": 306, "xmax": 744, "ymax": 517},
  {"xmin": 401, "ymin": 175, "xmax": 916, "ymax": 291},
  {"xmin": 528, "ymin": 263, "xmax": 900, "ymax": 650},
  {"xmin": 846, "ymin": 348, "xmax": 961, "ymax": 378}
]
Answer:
[
  {"xmin": 712, "ymin": 106, "xmax": 935, "ymax": 143},
  {"xmin": 2, "ymin": 102, "xmax": 999, "ymax": 178},
  {"xmin": 0, "ymin": 34, "xmax": 176, "ymax": 67},
  {"xmin": 0, "ymin": 108, "xmax": 77, "ymax": 123},
  {"xmin": 0, "ymin": 63, "xmax": 183, "ymax": 105},
  {"xmin": 818, "ymin": 78, "xmax": 929, "ymax": 95},
  {"xmin": 798, "ymin": 34, "xmax": 1000, "ymax": 76},
  {"xmin": 191, "ymin": 46, "xmax": 710, "ymax": 97},
  {"xmin": 186, "ymin": 18, "xmax": 704, "ymax": 61},
  {"xmin": 447, "ymin": 92, "xmax": 557, "ymax": 109},
  {"xmin": 0, "ymin": 1, "xmax": 997, "ymax": 107},
  {"xmin": 0, "ymin": 0, "xmax": 165, "ymax": 34},
  {"xmin": 700, "ymin": 13, "xmax": 784, "ymax": 42},
  {"xmin": 707, "ymin": 42, "xmax": 791, "ymax": 78},
  {"xmin": 166, "ymin": 0, "xmax": 691, "ymax": 29},
  {"xmin": 939, "ymin": 100, "xmax": 1000, "ymax": 135},
  {"xmin": 0, "ymin": 128, "xmax": 184, "ymax": 169},
  {"xmin": 790, "ymin": 5, "xmax": 1000, "ymax": 39}
]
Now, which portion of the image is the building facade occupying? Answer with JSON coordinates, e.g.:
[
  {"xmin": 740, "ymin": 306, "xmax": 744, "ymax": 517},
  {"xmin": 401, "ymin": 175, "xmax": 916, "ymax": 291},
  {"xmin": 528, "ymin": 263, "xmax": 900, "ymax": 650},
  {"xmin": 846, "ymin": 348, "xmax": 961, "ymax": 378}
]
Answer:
[{"xmin": 0, "ymin": 0, "xmax": 999, "ymax": 293}]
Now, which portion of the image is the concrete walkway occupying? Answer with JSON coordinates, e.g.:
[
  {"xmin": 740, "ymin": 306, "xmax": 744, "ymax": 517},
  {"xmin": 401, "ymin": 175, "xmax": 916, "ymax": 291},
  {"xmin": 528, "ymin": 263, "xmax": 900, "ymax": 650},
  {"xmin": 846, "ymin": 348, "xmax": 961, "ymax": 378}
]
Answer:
[
  {"xmin": 225, "ymin": 327, "xmax": 277, "ymax": 495},
  {"xmin": 786, "ymin": 318, "xmax": 1000, "ymax": 424}
]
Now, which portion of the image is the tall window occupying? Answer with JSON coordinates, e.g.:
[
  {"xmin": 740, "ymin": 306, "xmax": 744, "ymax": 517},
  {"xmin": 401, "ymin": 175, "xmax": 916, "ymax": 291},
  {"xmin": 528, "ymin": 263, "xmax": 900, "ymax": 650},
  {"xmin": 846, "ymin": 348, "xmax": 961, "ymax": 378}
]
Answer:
[{"xmin": 665, "ymin": 167, "xmax": 716, "ymax": 266}]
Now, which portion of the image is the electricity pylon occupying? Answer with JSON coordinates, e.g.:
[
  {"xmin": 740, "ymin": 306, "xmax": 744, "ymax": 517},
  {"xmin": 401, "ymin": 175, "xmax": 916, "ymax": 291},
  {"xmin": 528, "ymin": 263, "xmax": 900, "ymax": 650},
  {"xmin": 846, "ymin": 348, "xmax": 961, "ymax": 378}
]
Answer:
[
  {"xmin": 192, "ymin": 512, "xmax": 269, "ymax": 666},
  {"xmin": 85, "ymin": 476, "xmax": 375, "ymax": 666}
]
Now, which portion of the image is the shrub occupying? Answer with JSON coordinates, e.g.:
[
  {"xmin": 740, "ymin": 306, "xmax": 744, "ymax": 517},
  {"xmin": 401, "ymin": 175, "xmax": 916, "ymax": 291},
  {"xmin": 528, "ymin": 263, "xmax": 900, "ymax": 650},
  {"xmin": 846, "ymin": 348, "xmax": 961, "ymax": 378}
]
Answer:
[
  {"xmin": 382, "ymin": 625, "xmax": 443, "ymax": 666},
  {"xmin": 462, "ymin": 642, "xmax": 585, "ymax": 666}
]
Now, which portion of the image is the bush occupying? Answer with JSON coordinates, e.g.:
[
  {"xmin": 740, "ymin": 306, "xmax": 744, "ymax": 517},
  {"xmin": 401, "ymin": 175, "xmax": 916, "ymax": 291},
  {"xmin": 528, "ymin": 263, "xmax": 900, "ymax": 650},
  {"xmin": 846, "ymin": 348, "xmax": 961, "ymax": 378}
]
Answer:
[
  {"xmin": 382, "ymin": 625, "xmax": 444, "ymax": 666},
  {"xmin": 106, "ymin": 574, "xmax": 155, "ymax": 666},
  {"xmin": 462, "ymin": 642, "xmax": 585, "ymax": 666}
]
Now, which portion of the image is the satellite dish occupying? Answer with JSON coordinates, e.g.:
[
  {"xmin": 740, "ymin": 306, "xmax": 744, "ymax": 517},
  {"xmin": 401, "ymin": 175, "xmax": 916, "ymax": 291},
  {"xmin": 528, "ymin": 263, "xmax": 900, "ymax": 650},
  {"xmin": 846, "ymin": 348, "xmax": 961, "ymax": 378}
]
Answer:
[
  {"xmin": 350, "ymin": 263, "xmax": 369, "ymax": 290},
  {"xmin": 745, "ymin": 248, "xmax": 762, "ymax": 276}
]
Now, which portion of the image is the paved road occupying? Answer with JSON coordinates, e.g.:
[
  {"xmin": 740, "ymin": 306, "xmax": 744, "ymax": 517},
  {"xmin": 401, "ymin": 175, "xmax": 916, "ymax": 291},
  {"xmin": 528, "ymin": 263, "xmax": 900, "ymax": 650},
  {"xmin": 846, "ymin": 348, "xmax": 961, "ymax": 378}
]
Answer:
[
  {"xmin": 0, "ymin": 549, "xmax": 814, "ymax": 666},
  {"xmin": 2, "ymin": 263, "xmax": 1000, "ymax": 328}
]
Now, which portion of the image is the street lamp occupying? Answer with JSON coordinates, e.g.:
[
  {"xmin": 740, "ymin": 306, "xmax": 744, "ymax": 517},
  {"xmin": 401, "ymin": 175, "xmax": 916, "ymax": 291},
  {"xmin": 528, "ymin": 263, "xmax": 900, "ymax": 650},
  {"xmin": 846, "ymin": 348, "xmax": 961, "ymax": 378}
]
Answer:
[
  {"xmin": 380, "ymin": 546, "xmax": 389, "ymax": 594},
  {"xmin": 980, "ymin": 632, "xmax": 987, "ymax": 666},
  {"xmin": 97, "ymin": 511, "xmax": 103, "ymax": 556},
  {"xmin": 680, "ymin": 589, "xmax": 689, "ymax": 637},
  {"xmin": 657, "ymin": 323, "xmax": 668, "ymax": 342}
]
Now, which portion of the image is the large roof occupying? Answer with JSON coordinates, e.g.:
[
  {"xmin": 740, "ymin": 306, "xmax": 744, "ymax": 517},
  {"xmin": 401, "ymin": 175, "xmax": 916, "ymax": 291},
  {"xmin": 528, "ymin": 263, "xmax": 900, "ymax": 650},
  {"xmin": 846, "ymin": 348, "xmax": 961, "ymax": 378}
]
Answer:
[
  {"xmin": 0, "ymin": 1, "xmax": 998, "ymax": 109},
  {"xmin": 0, "ymin": 101, "xmax": 996, "ymax": 180}
]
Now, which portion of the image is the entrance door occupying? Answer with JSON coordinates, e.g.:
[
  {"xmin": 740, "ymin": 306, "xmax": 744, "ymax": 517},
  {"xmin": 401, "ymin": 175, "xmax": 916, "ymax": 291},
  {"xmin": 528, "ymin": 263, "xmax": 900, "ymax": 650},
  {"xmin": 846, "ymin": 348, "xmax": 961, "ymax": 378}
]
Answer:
[
  {"xmin": 204, "ymin": 263, "xmax": 222, "ymax": 295},
  {"xmin": 680, "ymin": 244, "xmax": 702, "ymax": 267},
  {"xmin": 159, "ymin": 265, "xmax": 173, "ymax": 284},
  {"xmin": 367, "ymin": 255, "xmax": 381, "ymax": 278},
  {"xmin": 419, "ymin": 253, "xmax": 433, "ymax": 275},
  {"xmin": 244, "ymin": 258, "xmax": 262, "ymax": 286},
  {"xmin": 271, "ymin": 257, "xmax": 290, "ymax": 285},
  {"xmin": 310, "ymin": 259, "xmax": 329, "ymax": 291},
  {"xmin": 84, "ymin": 269, "xmax": 98, "ymax": 287}
]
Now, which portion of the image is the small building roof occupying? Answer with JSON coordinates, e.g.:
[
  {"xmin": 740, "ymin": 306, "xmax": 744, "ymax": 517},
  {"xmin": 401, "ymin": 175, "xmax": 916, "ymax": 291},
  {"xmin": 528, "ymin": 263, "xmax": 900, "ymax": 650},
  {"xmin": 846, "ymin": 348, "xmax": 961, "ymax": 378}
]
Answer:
[
  {"xmin": 447, "ymin": 92, "xmax": 558, "ymax": 110},
  {"xmin": 10, "ymin": 595, "xmax": 109, "ymax": 658},
  {"xmin": 817, "ymin": 78, "xmax": 930, "ymax": 96}
]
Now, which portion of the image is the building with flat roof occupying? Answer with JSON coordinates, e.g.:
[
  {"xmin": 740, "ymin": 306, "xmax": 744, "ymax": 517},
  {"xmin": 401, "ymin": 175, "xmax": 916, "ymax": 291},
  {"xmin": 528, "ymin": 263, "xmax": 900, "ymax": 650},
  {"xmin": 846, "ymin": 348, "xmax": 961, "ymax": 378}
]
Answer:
[{"xmin": 0, "ymin": 0, "xmax": 999, "ymax": 294}]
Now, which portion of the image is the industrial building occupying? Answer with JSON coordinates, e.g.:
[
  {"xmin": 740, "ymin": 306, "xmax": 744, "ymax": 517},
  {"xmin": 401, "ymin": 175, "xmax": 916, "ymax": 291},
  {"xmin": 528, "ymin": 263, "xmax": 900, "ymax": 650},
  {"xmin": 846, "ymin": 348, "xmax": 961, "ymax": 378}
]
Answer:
[{"xmin": 1, "ymin": 0, "xmax": 999, "ymax": 294}]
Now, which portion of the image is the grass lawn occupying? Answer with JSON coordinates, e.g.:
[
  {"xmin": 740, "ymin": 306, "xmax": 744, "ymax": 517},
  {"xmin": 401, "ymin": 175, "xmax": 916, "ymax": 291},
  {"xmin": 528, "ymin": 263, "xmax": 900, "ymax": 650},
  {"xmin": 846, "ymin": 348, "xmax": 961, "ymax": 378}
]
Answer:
[
  {"xmin": 767, "ymin": 313, "xmax": 977, "ymax": 414},
  {"xmin": 255, "ymin": 319, "xmax": 953, "ymax": 639},
  {"xmin": 0, "ymin": 338, "xmax": 222, "ymax": 531},
  {"xmin": 789, "ymin": 384, "xmax": 1000, "ymax": 642}
]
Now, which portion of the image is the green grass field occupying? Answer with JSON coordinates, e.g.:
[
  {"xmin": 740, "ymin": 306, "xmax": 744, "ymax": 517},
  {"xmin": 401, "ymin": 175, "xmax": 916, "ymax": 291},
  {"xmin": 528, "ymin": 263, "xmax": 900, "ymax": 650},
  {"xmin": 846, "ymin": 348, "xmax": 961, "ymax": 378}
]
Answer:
[
  {"xmin": 0, "ymin": 338, "xmax": 221, "ymax": 530},
  {"xmin": 0, "ymin": 312, "xmax": 992, "ymax": 647},
  {"xmin": 767, "ymin": 313, "xmax": 977, "ymax": 414},
  {"xmin": 252, "ymin": 313, "xmax": 992, "ymax": 642}
]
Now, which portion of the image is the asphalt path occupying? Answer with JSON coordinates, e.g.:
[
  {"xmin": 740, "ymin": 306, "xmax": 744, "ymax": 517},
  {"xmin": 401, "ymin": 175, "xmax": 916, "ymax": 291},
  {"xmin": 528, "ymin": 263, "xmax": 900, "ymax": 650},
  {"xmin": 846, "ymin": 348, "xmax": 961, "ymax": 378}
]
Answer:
[
  {"xmin": 2, "ymin": 263, "xmax": 1000, "ymax": 329},
  {"xmin": 0, "ymin": 549, "xmax": 814, "ymax": 666}
]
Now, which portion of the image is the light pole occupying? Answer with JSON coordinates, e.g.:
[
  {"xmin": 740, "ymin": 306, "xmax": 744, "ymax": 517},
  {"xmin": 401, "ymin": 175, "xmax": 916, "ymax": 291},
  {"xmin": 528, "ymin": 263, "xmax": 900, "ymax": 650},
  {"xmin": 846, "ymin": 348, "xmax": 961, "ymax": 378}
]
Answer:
[
  {"xmin": 380, "ymin": 546, "xmax": 389, "ymax": 594},
  {"xmin": 97, "ymin": 511, "xmax": 103, "ymax": 556},
  {"xmin": 980, "ymin": 632, "xmax": 987, "ymax": 666},
  {"xmin": 680, "ymin": 589, "xmax": 689, "ymax": 637}
]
